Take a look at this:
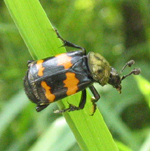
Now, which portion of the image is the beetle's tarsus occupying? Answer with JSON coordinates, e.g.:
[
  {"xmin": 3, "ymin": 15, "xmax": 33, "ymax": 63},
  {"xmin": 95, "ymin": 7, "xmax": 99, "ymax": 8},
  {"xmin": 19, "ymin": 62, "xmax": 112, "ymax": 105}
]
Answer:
[{"xmin": 53, "ymin": 103, "xmax": 80, "ymax": 114}]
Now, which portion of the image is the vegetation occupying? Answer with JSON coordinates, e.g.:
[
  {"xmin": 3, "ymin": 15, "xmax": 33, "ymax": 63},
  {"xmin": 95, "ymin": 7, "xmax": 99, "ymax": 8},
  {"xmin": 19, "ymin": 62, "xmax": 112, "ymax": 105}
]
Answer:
[{"xmin": 0, "ymin": 0, "xmax": 150, "ymax": 151}]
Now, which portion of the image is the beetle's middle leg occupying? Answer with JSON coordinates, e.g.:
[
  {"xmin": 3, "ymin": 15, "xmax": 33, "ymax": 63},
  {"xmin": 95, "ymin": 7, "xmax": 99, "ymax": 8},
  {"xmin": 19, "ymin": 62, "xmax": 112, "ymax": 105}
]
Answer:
[{"xmin": 53, "ymin": 90, "xmax": 86, "ymax": 113}]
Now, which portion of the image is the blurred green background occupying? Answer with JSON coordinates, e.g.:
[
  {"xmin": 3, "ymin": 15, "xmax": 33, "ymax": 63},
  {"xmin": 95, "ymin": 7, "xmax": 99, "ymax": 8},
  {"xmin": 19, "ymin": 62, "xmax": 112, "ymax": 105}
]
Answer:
[{"xmin": 0, "ymin": 0, "xmax": 150, "ymax": 151}]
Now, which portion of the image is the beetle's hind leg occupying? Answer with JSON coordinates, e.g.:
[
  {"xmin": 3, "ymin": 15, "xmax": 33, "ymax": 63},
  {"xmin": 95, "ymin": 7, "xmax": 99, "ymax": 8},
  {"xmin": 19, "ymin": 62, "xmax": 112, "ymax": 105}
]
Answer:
[
  {"xmin": 53, "ymin": 90, "xmax": 86, "ymax": 114},
  {"xmin": 54, "ymin": 28, "xmax": 86, "ymax": 54}
]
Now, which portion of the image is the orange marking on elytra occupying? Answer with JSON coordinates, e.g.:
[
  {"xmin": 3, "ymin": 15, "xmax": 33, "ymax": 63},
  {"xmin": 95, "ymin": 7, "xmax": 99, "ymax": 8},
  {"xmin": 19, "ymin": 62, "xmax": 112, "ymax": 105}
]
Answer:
[
  {"xmin": 63, "ymin": 72, "xmax": 79, "ymax": 96},
  {"xmin": 41, "ymin": 81, "xmax": 55, "ymax": 102},
  {"xmin": 36, "ymin": 60, "xmax": 45, "ymax": 76},
  {"xmin": 55, "ymin": 53, "xmax": 72, "ymax": 69}
]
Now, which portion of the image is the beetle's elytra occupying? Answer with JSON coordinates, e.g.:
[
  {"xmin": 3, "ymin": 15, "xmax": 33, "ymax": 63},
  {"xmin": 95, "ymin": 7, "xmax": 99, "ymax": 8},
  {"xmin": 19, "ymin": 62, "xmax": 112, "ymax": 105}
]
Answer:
[{"xmin": 24, "ymin": 29, "xmax": 141, "ymax": 114}]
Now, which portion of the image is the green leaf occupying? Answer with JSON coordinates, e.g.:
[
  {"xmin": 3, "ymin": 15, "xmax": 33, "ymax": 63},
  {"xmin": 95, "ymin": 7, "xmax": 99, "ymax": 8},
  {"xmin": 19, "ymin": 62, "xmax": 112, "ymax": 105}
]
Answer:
[
  {"xmin": 29, "ymin": 117, "xmax": 76, "ymax": 151},
  {"xmin": 5, "ymin": 0, "xmax": 65, "ymax": 59},
  {"xmin": 0, "ymin": 90, "xmax": 28, "ymax": 138},
  {"xmin": 4, "ymin": 0, "xmax": 118, "ymax": 150},
  {"xmin": 115, "ymin": 141, "xmax": 133, "ymax": 151},
  {"xmin": 135, "ymin": 75, "xmax": 150, "ymax": 107}
]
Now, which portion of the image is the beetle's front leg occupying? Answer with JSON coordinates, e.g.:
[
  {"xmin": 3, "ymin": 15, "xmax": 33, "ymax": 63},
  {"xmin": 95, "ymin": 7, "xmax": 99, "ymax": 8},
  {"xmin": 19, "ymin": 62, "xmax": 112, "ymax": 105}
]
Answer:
[{"xmin": 89, "ymin": 85, "xmax": 100, "ymax": 115}]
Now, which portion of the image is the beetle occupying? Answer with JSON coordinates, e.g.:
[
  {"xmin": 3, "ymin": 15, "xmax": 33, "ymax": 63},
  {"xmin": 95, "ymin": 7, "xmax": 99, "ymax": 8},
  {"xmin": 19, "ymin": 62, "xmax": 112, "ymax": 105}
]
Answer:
[{"xmin": 24, "ymin": 29, "xmax": 141, "ymax": 114}]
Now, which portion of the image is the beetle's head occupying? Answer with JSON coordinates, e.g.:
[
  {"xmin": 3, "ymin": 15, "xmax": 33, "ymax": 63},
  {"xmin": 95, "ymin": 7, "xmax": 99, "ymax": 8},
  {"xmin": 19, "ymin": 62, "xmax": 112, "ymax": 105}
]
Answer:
[
  {"xmin": 108, "ymin": 60, "xmax": 141, "ymax": 93},
  {"xmin": 108, "ymin": 68, "xmax": 122, "ymax": 92}
]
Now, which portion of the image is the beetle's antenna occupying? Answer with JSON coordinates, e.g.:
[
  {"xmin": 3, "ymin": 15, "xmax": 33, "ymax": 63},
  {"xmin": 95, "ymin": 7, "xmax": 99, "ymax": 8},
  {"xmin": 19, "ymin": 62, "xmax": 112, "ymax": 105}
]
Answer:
[
  {"xmin": 120, "ymin": 60, "xmax": 135, "ymax": 73},
  {"xmin": 120, "ymin": 60, "xmax": 141, "ymax": 81},
  {"xmin": 121, "ymin": 68, "xmax": 141, "ymax": 81}
]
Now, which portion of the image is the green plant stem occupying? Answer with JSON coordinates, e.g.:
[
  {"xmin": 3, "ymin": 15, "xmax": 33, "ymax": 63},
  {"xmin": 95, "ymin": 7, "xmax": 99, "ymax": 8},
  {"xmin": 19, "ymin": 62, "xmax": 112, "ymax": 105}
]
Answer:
[{"xmin": 4, "ymin": 0, "xmax": 119, "ymax": 150}]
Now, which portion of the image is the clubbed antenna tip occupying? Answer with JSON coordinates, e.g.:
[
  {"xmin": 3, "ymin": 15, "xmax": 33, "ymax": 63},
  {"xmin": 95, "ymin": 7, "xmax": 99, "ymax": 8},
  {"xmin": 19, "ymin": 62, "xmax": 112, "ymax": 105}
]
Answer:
[
  {"xmin": 132, "ymin": 68, "xmax": 141, "ymax": 75},
  {"xmin": 120, "ymin": 60, "xmax": 135, "ymax": 73},
  {"xmin": 120, "ymin": 60, "xmax": 141, "ymax": 81}
]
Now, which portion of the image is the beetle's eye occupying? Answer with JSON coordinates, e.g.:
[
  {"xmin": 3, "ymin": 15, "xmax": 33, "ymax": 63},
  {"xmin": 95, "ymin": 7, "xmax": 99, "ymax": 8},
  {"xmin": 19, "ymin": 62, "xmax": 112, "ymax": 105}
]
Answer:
[
  {"xmin": 109, "ymin": 74, "xmax": 121, "ymax": 87},
  {"xmin": 112, "ymin": 75, "xmax": 120, "ymax": 85}
]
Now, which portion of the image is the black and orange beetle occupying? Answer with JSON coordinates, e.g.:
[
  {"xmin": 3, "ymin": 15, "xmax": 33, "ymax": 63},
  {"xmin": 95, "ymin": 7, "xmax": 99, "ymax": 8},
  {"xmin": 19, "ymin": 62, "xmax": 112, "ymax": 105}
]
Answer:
[{"xmin": 24, "ymin": 29, "xmax": 141, "ymax": 114}]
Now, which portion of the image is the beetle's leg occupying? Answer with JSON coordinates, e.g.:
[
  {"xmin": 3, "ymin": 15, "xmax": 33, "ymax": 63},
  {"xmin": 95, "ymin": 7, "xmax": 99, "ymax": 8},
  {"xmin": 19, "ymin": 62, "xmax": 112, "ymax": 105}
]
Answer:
[
  {"xmin": 27, "ymin": 60, "xmax": 34, "ymax": 67},
  {"xmin": 27, "ymin": 60, "xmax": 34, "ymax": 64},
  {"xmin": 36, "ymin": 104, "xmax": 49, "ymax": 112},
  {"xmin": 54, "ymin": 90, "xmax": 86, "ymax": 113},
  {"xmin": 54, "ymin": 28, "xmax": 86, "ymax": 54},
  {"xmin": 78, "ymin": 89, "xmax": 87, "ymax": 109},
  {"xmin": 89, "ymin": 85, "xmax": 100, "ymax": 115}
]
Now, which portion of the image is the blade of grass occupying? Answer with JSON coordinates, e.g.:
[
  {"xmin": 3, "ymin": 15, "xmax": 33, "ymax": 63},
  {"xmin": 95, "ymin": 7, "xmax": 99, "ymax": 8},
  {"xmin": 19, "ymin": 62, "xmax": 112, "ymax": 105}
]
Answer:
[
  {"xmin": 4, "ymin": 0, "xmax": 119, "ymax": 150},
  {"xmin": 0, "ymin": 90, "xmax": 28, "ymax": 138},
  {"xmin": 135, "ymin": 76, "xmax": 150, "ymax": 107},
  {"xmin": 28, "ymin": 117, "xmax": 76, "ymax": 151},
  {"xmin": 5, "ymin": 0, "xmax": 65, "ymax": 59},
  {"xmin": 115, "ymin": 141, "xmax": 133, "ymax": 151}
]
